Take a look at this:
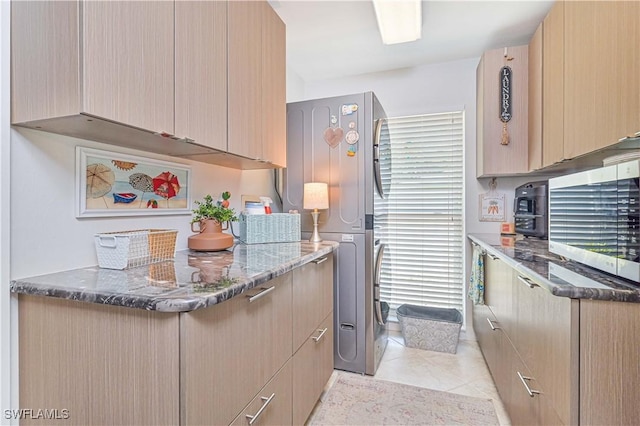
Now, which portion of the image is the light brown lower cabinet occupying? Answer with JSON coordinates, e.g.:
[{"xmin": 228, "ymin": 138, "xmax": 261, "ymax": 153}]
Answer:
[
  {"xmin": 292, "ymin": 313, "xmax": 334, "ymax": 425},
  {"xmin": 231, "ymin": 360, "xmax": 293, "ymax": 426},
  {"xmin": 181, "ymin": 273, "xmax": 294, "ymax": 425},
  {"xmin": 474, "ymin": 252, "xmax": 573, "ymax": 425},
  {"xmin": 18, "ymin": 253, "xmax": 334, "ymax": 426},
  {"xmin": 474, "ymin": 247, "xmax": 640, "ymax": 425}
]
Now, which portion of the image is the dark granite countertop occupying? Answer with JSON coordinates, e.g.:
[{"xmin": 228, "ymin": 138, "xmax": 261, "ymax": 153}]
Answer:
[
  {"xmin": 468, "ymin": 233, "xmax": 640, "ymax": 303},
  {"xmin": 10, "ymin": 241, "xmax": 338, "ymax": 312}
]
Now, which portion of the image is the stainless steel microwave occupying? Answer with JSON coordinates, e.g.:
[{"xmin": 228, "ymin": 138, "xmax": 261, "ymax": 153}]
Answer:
[{"xmin": 548, "ymin": 159, "xmax": 639, "ymax": 282}]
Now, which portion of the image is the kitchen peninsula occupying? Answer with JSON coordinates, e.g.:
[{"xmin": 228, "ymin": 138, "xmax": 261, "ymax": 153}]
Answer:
[{"xmin": 11, "ymin": 241, "xmax": 337, "ymax": 425}]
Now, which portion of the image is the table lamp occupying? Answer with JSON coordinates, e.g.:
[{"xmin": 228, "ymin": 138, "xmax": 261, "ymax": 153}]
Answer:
[{"xmin": 303, "ymin": 182, "xmax": 329, "ymax": 243}]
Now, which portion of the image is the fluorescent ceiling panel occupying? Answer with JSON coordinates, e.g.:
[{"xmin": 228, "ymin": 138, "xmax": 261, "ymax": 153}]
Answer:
[{"xmin": 372, "ymin": 0, "xmax": 422, "ymax": 45}]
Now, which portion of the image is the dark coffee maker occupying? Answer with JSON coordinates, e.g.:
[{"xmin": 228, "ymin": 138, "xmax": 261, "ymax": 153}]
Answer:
[{"xmin": 514, "ymin": 181, "xmax": 548, "ymax": 239}]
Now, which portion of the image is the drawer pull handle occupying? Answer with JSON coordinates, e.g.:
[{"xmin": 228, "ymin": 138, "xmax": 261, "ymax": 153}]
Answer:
[
  {"xmin": 245, "ymin": 392, "xmax": 275, "ymax": 425},
  {"xmin": 517, "ymin": 275, "xmax": 538, "ymax": 289},
  {"xmin": 486, "ymin": 317, "xmax": 499, "ymax": 331},
  {"xmin": 487, "ymin": 254, "xmax": 499, "ymax": 260},
  {"xmin": 247, "ymin": 286, "xmax": 276, "ymax": 303},
  {"xmin": 517, "ymin": 371, "xmax": 540, "ymax": 397},
  {"xmin": 313, "ymin": 256, "xmax": 328, "ymax": 265},
  {"xmin": 312, "ymin": 327, "xmax": 328, "ymax": 342}
]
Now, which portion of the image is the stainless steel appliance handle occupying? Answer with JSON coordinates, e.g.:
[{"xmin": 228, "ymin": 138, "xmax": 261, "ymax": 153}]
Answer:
[
  {"xmin": 514, "ymin": 214, "xmax": 544, "ymax": 218},
  {"xmin": 373, "ymin": 118, "xmax": 385, "ymax": 199},
  {"xmin": 517, "ymin": 372, "xmax": 540, "ymax": 397},
  {"xmin": 374, "ymin": 243, "xmax": 387, "ymax": 326},
  {"xmin": 246, "ymin": 286, "xmax": 276, "ymax": 303},
  {"xmin": 245, "ymin": 393, "xmax": 276, "ymax": 425}
]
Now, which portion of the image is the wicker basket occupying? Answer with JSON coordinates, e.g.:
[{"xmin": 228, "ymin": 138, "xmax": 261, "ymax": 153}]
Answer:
[
  {"xmin": 94, "ymin": 229, "xmax": 178, "ymax": 270},
  {"xmin": 239, "ymin": 213, "xmax": 300, "ymax": 244}
]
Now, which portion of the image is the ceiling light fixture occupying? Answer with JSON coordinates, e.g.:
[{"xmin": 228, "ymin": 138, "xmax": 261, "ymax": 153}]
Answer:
[{"xmin": 372, "ymin": 0, "xmax": 422, "ymax": 45}]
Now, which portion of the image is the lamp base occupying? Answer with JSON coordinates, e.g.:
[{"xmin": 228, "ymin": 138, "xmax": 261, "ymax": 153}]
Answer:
[{"xmin": 309, "ymin": 210, "xmax": 322, "ymax": 243}]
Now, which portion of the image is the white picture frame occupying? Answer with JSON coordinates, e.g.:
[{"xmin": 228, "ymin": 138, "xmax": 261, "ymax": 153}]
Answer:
[
  {"xmin": 76, "ymin": 146, "xmax": 192, "ymax": 218},
  {"xmin": 479, "ymin": 191, "xmax": 506, "ymax": 222}
]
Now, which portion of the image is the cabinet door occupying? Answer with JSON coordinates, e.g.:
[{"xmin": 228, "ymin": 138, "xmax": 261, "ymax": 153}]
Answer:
[
  {"xmin": 580, "ymin": 300, "xmax": 640, "ymax": 426},
  {"xmin": 484, "ymin": 254, "xmax": 514, "ymax": 337},
  {"xmin": 503, "ymin": 347, "xmax": 540, "ymax": 426},
  {"xmin": 292, "ymin": 313, "xmax": 334, "ymax": 426},
  {"xmin": 181, "ymin": 274, "xmax": 293, "ymax": 425},
  {"xmin": 528, "ymin": 23, "xmax": 543, "ymax": 172},
  {"xmin": 511, "ymin": 273, "xmax": 574, "ymax": 425},
  {"xmin": 175, "ymin": 1, "xmax": 228, "ymax": 151},
  {"xmin": 476, "ymin": 45, "xmax": 529, "ymax": 177},
  {"xmin": 18, "ymin": 296, "xmax": 179, "ymax": 426},
  {"xmin": 564, "ymin": 1, "xmax": 640, "ymax": 158},
  {"xmin": 11, "ymin": 0, "xmax": 80, "ymax": 123},
  {"xmin": 82, "ymin": 1, "xmax": 174, "ymax": 133},
  {"xmin": 472, "ymin": 303, "xmax": 500, "ymax": 377},
  {"xmin": 292, "ymin": 254, "xmax": 333, "ymax": 352},
  {"xmin": 231, "ymin": 361, "xmax": 293, "ymax": 426},
  {"xmin": 228, "ymin": 0, "xmax": 263, "ymax": 160},
  {"xmin": 542, "ymin": 0, "xmax": 564, "ymax": 167},
  {"xmin": 261, "ymin": 2, "xmax": 287, "ymax": 167}
]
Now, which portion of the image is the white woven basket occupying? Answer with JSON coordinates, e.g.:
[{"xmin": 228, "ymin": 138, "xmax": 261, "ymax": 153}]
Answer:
[{"xmin": 94, "ymin": 229, "xmax": 177, "ymax": 270}]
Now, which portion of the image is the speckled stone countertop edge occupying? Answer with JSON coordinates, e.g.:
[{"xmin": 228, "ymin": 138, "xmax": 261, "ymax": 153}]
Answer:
[
  {"xmin": 468, "ymin": 234, "xmax": 640, "ymax": 303},
  {"xmin": 10, "ymin": 242, "xmax": 338, "ymax": 313}
]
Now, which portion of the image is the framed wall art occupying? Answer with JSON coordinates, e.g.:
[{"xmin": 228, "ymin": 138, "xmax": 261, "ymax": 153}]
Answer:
[
  {"xmin": 76, "ymin": 147, "xmax": 192, "ymax": 218},
  {"xmin": 479, "ymin": 190, "xmax": 506, "ymax": 222}
]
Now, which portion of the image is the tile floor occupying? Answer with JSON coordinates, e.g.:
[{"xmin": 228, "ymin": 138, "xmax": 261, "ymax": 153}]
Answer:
[{"xmin": 319, "ymin": 329, "xmax": 511, "ymax": 425}]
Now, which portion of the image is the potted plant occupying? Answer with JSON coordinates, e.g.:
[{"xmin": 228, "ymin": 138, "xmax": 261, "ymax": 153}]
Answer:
[
  {"xmin": 191, "ymin": 192, "xmax": 238, "ymax": 225},
  {"xmin": 188, "ymin": 192, "xmax": 238, "ymax": 251}
]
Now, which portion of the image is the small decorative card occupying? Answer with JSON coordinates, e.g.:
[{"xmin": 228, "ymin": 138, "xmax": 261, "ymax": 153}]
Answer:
[{"xmin": 479, "ymin": 190, "xmax": 506, "ymax": 222}]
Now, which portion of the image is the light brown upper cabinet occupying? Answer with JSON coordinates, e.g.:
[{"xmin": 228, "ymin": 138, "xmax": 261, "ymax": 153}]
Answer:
[
  {"xmin": 83, "ymin": 2, "xmax": 175, "ymax": 134},
  {"xmin": 528, "ymin": 24, "xmax": 543, "ymax": 171},
  {"xmin": 541, "ymin": 1, "xmax": 565, "ymax": 168},
  {"xmin": 476, "ymin": 45, "xmax": 529, "ymax": 177},
  {"xmin": 228, "ymin": 1, "xmax": 287, "ymax": 167},
  {"xmin": 531, "ymin": 0, "xmax": 640, "ymax": 169},
  {"xmin": 11, "ymin": 0, "xmax": 287, "ymax": 169},
  {"xmin": 563, "ymin": 1, "xmax": 640, "ymax": 159},
  {"xmin": 175, "ymin": 1, "xmax": 228, "ymax": 152},
  {"xmin": 12, "ymin": 1, "xmax": 174, "ymax": 134},
  {"xmin": 262, "ymin": 2, "xmax": 287, "ymax": 168}
]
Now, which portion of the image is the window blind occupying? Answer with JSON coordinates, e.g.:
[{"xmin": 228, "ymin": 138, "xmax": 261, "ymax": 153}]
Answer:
[{"xmin": 375, "ymin": 111, "xmax": 464, "ymax": 312}]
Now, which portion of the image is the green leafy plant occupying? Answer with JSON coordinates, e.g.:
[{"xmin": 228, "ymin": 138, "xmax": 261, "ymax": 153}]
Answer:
[{"xmin": 191, "ymin": 192, "xmax": 238, "ymax": 224}]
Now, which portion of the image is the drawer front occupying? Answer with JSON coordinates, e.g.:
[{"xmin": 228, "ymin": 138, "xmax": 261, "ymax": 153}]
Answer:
[
  {"xmin": 472, "ymin": 303, "xmax": 499, "ymax": 374},
  {"xmin": 231, "ymin": 360, "xmax": 293, "ymax": 426},
  {"xmin": 292, "ymin": 313, "xmax": 334, "ymax": 426},
  {"xmin": 511, "ymin": 273, "xmax": 573, "ymax": 425},
  {"xmin": 292, "ymin": 254, "xmax": 333, "ymax": 351},
  {"xmin": 181, "ymin": 273, "xmax": 293, "ymax": 425},
  {"xmin": 503, "ymin": 338, "xmax": 563, "ymax": 426},
  {"xmin": 483, "ymin": 254, "xmax": 515, "ymax": 337}
]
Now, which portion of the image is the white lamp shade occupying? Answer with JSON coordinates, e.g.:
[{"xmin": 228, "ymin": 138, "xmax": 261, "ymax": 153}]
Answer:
[{"xmin": 303, "ymin": 182, "xmax": 329, "ymax": 210}]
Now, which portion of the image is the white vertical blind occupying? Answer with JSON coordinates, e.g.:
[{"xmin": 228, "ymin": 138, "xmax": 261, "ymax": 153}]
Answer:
[{"xmin": 375, "ymin": 111, "xmax": 464, "ymax": 311}]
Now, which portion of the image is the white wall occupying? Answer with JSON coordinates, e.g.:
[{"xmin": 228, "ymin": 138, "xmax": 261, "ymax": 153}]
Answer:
[
  {"xmin": 302, "ymin": 58, "xmax": 554, "ymax": 332},
  {"xmin": 286, "ymin": 65, "xmax": 306, "ymax": 102},
  {"xmin": 10, "ymin": 128, "xmax": 278, "ymax": 279},
  {"xmin": 0, "ymin": 0, "xmax": 14, "ymax": 419}
]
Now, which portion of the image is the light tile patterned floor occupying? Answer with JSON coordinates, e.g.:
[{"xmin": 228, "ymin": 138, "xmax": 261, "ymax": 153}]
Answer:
[
  {"xmin": 374, "ymin": 330, "xmax": 511, "ymax": 425},
  {"xmin": 319, "ymin": 329, "xmax": 511, "ymax": 425}
]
